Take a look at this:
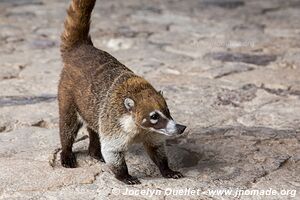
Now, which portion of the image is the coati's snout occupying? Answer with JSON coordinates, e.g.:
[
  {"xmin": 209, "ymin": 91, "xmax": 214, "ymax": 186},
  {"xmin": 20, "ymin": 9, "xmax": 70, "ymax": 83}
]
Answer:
[
  {"xmin": 176, "ymin": 124, "xmax": 187, "ymax": 135},
  {"xmin": 142, "ymin": 111, "xmax": 186, "ymax": 136},
  {"xmin": 123, "ymin": 92, "xmax": 187, "ymax": 136}
]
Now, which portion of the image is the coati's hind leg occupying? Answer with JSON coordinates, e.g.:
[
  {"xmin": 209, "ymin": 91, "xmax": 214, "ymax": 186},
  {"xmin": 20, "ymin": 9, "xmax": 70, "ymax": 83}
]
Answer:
[
  {"xmin": 87, "ymin": 127, "xmax": 104, "ymax": 162},
  {"xmin": 143, "ymin": 140, "xmax": 183, "ymax": 179},
  {"xmin": 59, "ymin": 91, "xmax": 82, "ymax": 168}
]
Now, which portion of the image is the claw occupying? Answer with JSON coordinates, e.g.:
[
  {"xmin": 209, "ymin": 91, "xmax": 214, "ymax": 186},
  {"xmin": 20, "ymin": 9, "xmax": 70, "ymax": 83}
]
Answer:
[
  {"xmin": 162, "ymin": 170, "xmax": 183, "ymax": 179},
  {"xmin": 119, "ymin": 176, "xmax": 141, "ymax": 185}
]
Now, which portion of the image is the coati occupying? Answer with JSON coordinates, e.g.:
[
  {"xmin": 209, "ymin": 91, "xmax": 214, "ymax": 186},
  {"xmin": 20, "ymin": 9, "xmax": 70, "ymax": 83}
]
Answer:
[{"xmin": 58, "ymin": 0, "xmax": 187, "ymax": 185}]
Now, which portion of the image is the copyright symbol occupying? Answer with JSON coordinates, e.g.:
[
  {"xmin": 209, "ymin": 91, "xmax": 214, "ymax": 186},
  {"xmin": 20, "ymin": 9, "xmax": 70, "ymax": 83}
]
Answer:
[{"xmin": 112, "ymin": 188, "xmax": 120, "ymax": 195}]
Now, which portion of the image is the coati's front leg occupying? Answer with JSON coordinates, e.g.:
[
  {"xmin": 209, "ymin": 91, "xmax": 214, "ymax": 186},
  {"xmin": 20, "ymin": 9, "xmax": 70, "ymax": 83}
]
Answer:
[
  {"xmin": 87, "ymin": 127, "xmax": 104, "ymax": 162},
  {"xmin": 101, "ymin": 143, "xmax": 141, "ymax": 185},
  {"xmin": 59, "ymin": 96, "xmax": 82, "ymax": 168},
  {"xmin": 144, "ymin": 141, "xmax": 183, "ymax": 179}
]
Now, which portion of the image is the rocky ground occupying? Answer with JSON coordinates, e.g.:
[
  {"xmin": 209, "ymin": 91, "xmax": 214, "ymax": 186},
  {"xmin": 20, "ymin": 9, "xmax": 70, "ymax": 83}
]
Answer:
[{"xmin": 0, "ymin": 0, "xmax": 300, "ymax": 199}]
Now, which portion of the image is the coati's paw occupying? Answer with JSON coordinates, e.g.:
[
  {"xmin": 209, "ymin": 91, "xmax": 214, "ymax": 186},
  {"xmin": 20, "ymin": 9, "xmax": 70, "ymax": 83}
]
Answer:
[
  {"xmin": 88, "ymin": 150, "xmax": 105, "ymax": 163},
  {"xmin": 118, "ymin": 175, "xmax": 141, "ymax": 185},
  {"xmin": 162, "ymin": 170, "xmax": 183, "ymax": 179},
  {"xmin": 61, "ymin": 151, "xmax": 77, "ymax": 168}
]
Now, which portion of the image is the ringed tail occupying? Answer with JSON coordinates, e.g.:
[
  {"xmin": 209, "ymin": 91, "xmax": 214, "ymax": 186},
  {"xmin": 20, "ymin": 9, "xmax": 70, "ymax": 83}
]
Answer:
[{"xmin": 60, "ymin": 0, "xmax": 96, "ymax": 52}]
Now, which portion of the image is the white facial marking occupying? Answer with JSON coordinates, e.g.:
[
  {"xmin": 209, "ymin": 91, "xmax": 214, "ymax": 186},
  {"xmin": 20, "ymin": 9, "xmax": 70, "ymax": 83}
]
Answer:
[
  {"xmin": 150, "ymin": 119, "xmax": 158, "ymax": 124},
  {"xmin": 150, "ymin": 111, "xmax": 156, "ymax": 116},
  {"xmin": 142, "ymin": 118, "xmax": 147, "ymax": 124},
  {"xmin": 119, "ymin": 115, "xmax": 137, "ymax": 133},
  {"xmin": 149, "ymin": 111, "xmax": 160, "ymax": 124},
  {"xmin": 156, "ymin": 110, "xmax": 167, "ymax": 119},
  {"xmin": 165, "ymin": 120, "xmax": 177, "ymax": 134},
  {"xmin": 148, "ymin": 110, "xmax": 177, "ymax": 136},
  {"xmin": 149, "ymin": 119, "xmax": 178, "ymax": 136},
  {"xmin": 159, "ymin": 120, "xmax": 177, "ymax": 135},
  {"xmin": 149, "ymin": 127, "xmax": 166, "ymax": 135}
]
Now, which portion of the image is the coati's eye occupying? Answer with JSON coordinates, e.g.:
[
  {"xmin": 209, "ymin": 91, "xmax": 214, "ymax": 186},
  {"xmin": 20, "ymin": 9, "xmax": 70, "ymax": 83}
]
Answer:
[
  {"xmin": 150, "ymin": 112, "xmax": 159, "ymax": 120},
  {"xmin": 150, "ymin": 112, "xmax": 160, "ymax": 124}
]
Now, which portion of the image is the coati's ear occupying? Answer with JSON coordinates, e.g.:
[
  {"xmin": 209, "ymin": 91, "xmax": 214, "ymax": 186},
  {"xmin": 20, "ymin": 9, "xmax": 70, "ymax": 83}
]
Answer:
[
  {"xmin": 124, "ymin": 98, "xmax": 135, "ymax": 111},
  {"xmin": 159, "ymin": 90, "xmax": 164, "ymax": 96}
]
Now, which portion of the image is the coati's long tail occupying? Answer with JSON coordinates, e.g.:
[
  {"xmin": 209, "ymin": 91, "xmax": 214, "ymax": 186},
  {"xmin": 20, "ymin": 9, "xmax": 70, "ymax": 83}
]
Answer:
[{"xmin": 61, "ymin": 0, "xmax": 96, "ymax": 52}]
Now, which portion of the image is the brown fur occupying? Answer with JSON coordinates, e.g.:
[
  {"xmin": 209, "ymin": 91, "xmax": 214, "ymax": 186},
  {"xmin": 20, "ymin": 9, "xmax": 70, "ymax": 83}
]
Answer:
[
  {"xmin": 58, "ymin": 0, "xmax": 184, "ymax": 184},
  {"xmin": 61, "ymin": 0, "xmax": 95, "ymax": 51}
]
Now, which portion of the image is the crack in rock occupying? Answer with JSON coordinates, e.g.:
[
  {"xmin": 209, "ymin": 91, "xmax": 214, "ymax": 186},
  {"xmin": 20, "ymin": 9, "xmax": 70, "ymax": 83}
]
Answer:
[
  {"xmin": 216, "ymin": 84, "xmax": 257, "ymax": 107},
  {"xmin": 252, "ymin": 156, "xmax": 291, "ymax": 185},
  {"xmin": 31, "ymin": 120, "xmax": 50, "ymax": 128},
  {"xmin": 217, "ymin": 83, "xmax": 300, "ymax": 108},
  {"xmin": 1, "ymin": 0, "xmax": 44, "ymax": 7},
  {"xmin": 261, "ymin": 7, "xmax": 282, "ymax": 15},
  {"xmin": 252, "ymin": 170, "xmax": 268, "ymax": 184},
  {"xmin": 5, "ymin": 11, "xmax": 36, "ymax": 18},
  {"xmin": 205, "ymin": 52, "xmax": 277, "ymax": 66},
  {"xmin": 214, "ymin": 66, "xmax": 254, "ymax": 79},
  {"xmin": 260, "ymin": 84, "xmax": 300, "ymax": 97},
  {"xmin": 196, "ymin": 126, "xmax": 297, "ymax": 140},
  {"xmin": 261, "ymin": 1, "xmax": 300, "ymax": 14},
  {"xmin": 0, "ymin": 95, "xmax": 56, "ymax": 107},
  {"xmin": 202, "ymin": 0, "xmax": 245, "ymax": 9}
]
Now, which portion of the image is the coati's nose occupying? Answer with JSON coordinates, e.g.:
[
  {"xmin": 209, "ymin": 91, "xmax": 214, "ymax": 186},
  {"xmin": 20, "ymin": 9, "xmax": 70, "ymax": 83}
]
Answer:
[{"xmin": 176, "ymin": 124, "xmax": 187, "ymax": 134}]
